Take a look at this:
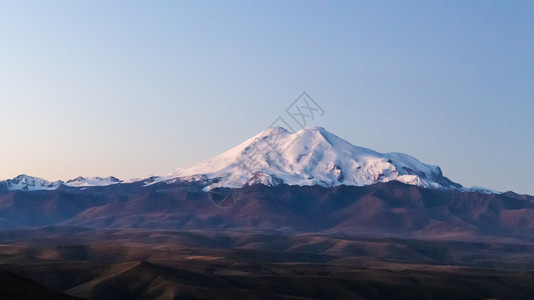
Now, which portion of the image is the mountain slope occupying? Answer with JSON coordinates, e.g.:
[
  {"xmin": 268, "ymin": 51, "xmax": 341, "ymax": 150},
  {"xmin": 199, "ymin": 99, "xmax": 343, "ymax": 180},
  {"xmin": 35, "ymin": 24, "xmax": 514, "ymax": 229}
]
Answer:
[{"xmin": 158, "ymin": 127, "xmax": 461, "ymax": 190}]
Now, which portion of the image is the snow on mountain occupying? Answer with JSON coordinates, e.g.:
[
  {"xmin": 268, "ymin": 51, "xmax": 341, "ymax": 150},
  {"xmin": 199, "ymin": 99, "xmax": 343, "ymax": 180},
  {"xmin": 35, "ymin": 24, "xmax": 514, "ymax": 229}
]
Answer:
[
  {"xmin": 0, "ymin": 175, "xmax": 123, "ymax": 190},
  {"xmin": 1, "ymin": 174, "xmax": 63, "ymax": 191},
  {"xmin": 462, "ymin": 186, "xmax": 502, "ymax": 194},
  {"xmin": 0, "ymin": 127, "xmax": 473, "ymax": 192},
  {"xmin": 64, "ymin": 176, "xmax": 122, "ymax": 187},
  {"xmin": 155, "ymin": 127, "xmax": 462, "ymax": 190}
]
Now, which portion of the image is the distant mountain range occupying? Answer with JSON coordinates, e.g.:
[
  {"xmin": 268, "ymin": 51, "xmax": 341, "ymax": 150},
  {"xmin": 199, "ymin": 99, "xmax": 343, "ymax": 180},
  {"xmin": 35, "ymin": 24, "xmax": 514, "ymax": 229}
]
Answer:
[
  {"xmin": 0, "ymin": 174, "xmax": 122, "ymax": 191},
  {"xmin": 0, "ymin": 128, "xmax": 533, "ymax": 238},
  {"xmin": 0, "ymin": 180, "xmax": 532, "ymax": 238},
  {"xmin": 0, "ymin": 127, "xmax": 498, "ymax": 193}
]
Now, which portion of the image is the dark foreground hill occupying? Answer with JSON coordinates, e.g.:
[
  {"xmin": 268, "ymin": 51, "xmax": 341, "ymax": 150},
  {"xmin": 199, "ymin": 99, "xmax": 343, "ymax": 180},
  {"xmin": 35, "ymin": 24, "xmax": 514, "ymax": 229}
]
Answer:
[
  {"xmin": 0, "ymin": 267, "xmax": 79, "ymax": 299},
  {"xmin": 1, "ymin": 228, "xmax": 534, "ymax": 300}
]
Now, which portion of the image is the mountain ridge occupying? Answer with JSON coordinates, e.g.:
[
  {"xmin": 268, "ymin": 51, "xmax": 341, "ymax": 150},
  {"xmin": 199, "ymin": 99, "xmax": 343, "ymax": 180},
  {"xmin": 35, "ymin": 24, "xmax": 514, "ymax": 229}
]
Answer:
[
  {"xmin": 0, "ymin": 180, "xmax": 532, "ymax": 237},
  {"xmin": 0, "ymin": 127, "xmax": 507, "ymax": 194},
  {"xmin": 0, "ymin": 175, "xmax": 122, "ymax": 191}
]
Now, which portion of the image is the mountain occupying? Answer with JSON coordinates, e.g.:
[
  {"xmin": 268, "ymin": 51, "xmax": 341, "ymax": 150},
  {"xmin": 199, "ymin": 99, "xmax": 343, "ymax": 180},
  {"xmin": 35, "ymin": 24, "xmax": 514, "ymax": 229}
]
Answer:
[
  {"xmin": 64, "ymin": 176, "xmax": 122, "ymax": 187},
  {"xmin": 1, "ymin": 174, "xmax": 63, "ymax": 191},
  {"xmin": 0, "ymin": 175, "xmax": 122, "ymax": 191},
  {"xmin": 155, "ymin": 127, "xmax": 461, "ymax": 191},
  {"xmin": 1, "ymin": 127, "xmax": 532, "ymax": 300}
]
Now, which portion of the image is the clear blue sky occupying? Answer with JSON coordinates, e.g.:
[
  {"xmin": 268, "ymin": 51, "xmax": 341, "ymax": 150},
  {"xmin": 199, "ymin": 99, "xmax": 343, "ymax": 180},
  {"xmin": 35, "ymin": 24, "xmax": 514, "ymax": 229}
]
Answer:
[{"xmin": 1, "ymin": 1, "xmax": 533, "ymax": 194}]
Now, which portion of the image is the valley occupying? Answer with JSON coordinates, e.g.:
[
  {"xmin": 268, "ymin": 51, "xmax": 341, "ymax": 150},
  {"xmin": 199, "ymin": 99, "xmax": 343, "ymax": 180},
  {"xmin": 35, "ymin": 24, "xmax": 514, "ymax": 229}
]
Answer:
[{"xmin": 1, "ymin": 228, "xmax": 534, "ymax": 299}]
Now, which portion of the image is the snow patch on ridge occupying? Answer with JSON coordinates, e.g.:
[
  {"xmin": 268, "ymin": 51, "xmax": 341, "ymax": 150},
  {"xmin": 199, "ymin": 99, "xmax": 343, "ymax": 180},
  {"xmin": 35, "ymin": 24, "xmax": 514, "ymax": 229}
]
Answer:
[{"xmin": 64, "ymin": 176, "xmax": 122, "ymax": 187}]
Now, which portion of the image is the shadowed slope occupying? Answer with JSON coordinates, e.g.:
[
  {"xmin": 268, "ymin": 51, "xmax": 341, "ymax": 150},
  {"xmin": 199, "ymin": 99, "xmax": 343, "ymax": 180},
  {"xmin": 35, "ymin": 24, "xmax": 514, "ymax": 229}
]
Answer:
[{"xmin": 0, "ymin": 268, "xmax": 79, "ymax": 299}]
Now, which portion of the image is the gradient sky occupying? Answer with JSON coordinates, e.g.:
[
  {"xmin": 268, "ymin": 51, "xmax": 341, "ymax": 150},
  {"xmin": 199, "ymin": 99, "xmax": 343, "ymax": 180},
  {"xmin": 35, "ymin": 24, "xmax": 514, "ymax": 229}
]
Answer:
[{"xmin": 1, "ymin": 1, "xmax": 533, "ymax": 194}]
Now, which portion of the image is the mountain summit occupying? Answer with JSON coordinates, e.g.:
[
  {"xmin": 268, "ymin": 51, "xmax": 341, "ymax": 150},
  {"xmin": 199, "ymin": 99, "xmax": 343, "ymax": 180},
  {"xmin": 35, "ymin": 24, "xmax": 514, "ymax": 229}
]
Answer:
[{"xmin": 159, "ymin": 127, "xmax": 461, "ymax": 190}]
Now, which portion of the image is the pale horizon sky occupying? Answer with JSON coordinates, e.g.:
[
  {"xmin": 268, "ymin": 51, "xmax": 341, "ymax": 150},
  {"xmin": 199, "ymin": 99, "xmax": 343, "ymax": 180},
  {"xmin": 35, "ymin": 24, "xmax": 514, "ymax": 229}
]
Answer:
[{"xmin": 1, "ymin": 1, "xmax": 533, "ymax": 194}]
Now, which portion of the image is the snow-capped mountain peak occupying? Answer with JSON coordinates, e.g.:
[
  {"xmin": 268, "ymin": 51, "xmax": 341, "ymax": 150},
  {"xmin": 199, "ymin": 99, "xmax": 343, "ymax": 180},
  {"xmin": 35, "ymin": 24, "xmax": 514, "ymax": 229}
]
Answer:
[
  {"xmin": 157, "ymin": 126, "xmax": 462, "ymax": 190},
  {"xmin": 2, "ymin": 174, "xmax": 63, "ymax": 191},
  {"xmin": 64, "ymin": 176, "xmax": 122, "ymax": 187}
]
